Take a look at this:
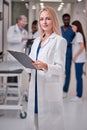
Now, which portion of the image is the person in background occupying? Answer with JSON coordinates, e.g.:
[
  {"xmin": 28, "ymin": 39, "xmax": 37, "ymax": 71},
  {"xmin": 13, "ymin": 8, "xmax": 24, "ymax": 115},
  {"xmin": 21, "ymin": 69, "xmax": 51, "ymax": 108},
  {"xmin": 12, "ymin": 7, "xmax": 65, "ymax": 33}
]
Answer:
[
  {"xmin": 61, "ymin": 13, "xmax": 75, "ymax": 98},
  {"xmin": 71, "ymin": 20, "xmax": 86, "ymax": 101},
  {"xmin": 7, "ymin": 15, "xmax": 28, "ymax": 85},
  {"xmin": 29, "ymin": 20, "xmax": 39, "ymax": 39},
  {"xmin": 7, "ymin": 15, "xmax": 28, "ymax": 60},
  {"xmin": 25, "ymin": 20, "xmax": 39, "ymax": 55},
  {"xmin": 25, "ymin": 20, "xmax": 39, "ymax": 101},
  {"xmin": 27, "ymin": 6, "xmax": 67, "ymax": 130}
]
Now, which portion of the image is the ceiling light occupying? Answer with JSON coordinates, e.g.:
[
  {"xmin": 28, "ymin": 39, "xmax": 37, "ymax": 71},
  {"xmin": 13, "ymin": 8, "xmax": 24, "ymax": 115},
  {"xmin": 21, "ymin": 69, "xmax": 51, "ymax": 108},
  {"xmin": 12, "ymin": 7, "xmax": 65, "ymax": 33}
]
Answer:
[
  {"xmin": 40, "ymin": 3, "xmax": 44, "ymax": 6},
  {"xmin": 57, "ymin": 2, "xmax": 64, "ymax": 12},
  {"xmin": 40, "ymin": 3, "xmax": 44, "ymax": 8},
  {"xmin": 25, "ymin": 3, "xmax": 29, "ymax": 9},
  {"xmin": 40, "ymin": 0, "xmax": 62, "ymax": 2},
  {"xmin": 61, "ymin": 2, "xmax": 64, "ymax": 6},
  {"xmin": 77, "ymin": 0, "xmax": 82, "ymax": 2},
  {"xmin": 83, "ymin": 9, "xmax": 86, "ymax": 13},
  {"xmin": 32, "ymin": 5, "xmax": 36, "ymax": 10}
]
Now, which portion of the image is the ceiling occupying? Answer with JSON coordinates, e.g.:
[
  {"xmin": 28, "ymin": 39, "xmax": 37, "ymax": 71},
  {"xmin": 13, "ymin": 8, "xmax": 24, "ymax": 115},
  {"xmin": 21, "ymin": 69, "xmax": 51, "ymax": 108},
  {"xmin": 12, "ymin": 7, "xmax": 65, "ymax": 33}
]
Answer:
[
  {"xmin": 11, "ymin": 0, "xmax": 78, "ymax": 3},
  {"xmin": 39, "ymin": 0, "xmax": 77, "ymax": 3}
]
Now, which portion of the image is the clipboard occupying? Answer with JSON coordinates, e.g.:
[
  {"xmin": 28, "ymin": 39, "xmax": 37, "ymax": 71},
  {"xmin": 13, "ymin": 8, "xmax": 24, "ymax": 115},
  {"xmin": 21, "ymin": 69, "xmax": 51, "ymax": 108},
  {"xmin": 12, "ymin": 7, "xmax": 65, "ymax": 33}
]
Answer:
[{"xmin": 8, "ymin": 50, "xmax": 35, "ymax": 69}]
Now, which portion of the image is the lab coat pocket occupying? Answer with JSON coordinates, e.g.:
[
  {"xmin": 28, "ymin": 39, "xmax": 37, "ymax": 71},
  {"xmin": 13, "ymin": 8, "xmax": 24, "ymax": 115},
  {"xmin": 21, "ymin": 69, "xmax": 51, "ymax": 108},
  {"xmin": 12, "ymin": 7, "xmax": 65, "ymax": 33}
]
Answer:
[{"xmin": 45, "ymin": 82, "xmax": 62, "ymax": 102}]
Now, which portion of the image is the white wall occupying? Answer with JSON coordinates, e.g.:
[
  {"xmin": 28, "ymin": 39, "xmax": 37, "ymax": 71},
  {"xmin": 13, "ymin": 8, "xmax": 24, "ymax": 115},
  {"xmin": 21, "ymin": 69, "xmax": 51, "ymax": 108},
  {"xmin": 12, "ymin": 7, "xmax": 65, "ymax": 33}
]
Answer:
[
  {"xmin": 1, "ymin": 0, "xmax": 87, "ymax": 52},
  {"xmin": 33, "ymin": 1, "xmax": 86, "ymax": 35},
  {"xmin": 27, "ymin": 1, "xmax": 83, "ymax": 32},
  {"xmin": 71, "ymin": 1, "xmax": 86, "ymax": 35},
  {"xmin": 0, "ymin": 0, "xmax": 11, "ymax": 54},
  {"xmin": 4, "ymin": 0, "xmax": 11, "ymax": 61},
  {"xmin": 59, "ymin": 3, "xmax": 72, "ymax": 26},
  {"xmin": 28, "ymin": 1, "xmax": 37, "ymax": 32},
  {"xmin": 0, "ymin": 0, "xmax": 3, "ymax": 52},
  {"xmin": 5, "ymin": 0, "xmax": 11, "ymax": 26}
]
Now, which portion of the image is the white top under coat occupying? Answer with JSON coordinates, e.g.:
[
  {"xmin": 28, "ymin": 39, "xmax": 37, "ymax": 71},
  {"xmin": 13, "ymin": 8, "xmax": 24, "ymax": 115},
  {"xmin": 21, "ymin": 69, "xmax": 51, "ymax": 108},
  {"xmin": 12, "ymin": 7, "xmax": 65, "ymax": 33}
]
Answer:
[{"xmin": 72, "ymin": 32, "xmax": 86, "ymax": 63}]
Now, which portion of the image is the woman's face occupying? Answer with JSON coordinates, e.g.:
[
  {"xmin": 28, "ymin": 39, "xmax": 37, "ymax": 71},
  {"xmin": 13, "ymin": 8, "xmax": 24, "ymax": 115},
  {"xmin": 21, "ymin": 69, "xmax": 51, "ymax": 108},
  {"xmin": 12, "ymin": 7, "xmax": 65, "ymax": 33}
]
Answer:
[
  {"xmin": 39, "ymin": 10, "xmax": 53, "ymax": 33},
  {"xmin": 72, "ymin": 25, "xmax": 77, "ymax": 32}
]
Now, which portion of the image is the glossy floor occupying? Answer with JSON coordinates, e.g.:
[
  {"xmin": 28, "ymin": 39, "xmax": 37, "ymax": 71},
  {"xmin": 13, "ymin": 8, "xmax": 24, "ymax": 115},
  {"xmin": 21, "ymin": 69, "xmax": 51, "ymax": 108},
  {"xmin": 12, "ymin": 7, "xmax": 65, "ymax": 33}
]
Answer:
[{"xmin": 0, "ymin": 63, "xmax": 87, "ymax": 130}]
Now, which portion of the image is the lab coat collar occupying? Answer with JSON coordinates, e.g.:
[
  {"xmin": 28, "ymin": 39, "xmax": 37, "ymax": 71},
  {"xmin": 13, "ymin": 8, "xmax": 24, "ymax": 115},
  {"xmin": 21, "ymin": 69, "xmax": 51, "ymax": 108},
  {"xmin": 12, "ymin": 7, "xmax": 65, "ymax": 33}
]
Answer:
[
  {"xmin": 14, "ymin": 24, "xmax": 20, "ymax": 31},
  {"xmin": 41, "ymin": 32, "xmax": 58, "ymax": 47},
  {"xmin": 37, "ymin": 32, "xmax": 57, "ymax": 41},
  {"xmin": 48, "ymin": 32, "xmax": 57, "ymax": 39},
  {"xmin": 15, "ymin": 24, "xmax": 24, "ymax": 33},
  {"xmin": 35, "ymin": 32, "xmax": 58, "ymax": 48}
]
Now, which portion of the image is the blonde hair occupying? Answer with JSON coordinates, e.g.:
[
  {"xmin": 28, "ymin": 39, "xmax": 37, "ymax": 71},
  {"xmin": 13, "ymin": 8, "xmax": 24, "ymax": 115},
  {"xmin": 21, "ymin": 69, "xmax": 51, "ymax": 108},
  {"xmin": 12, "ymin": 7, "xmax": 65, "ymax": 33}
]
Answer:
[{"xmin": 38, "ymin": 6, "xmax": 60, "ymax": 37}]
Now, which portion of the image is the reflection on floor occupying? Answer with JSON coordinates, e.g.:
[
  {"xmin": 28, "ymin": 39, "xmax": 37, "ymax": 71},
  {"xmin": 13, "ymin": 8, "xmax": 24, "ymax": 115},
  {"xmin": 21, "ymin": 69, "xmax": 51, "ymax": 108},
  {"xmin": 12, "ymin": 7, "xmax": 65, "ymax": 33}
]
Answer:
[
  {"xmin": 0, "ymin": 99, "xmax": 87, "ymax": 130},
  {"xmin": 0, "ymin": 63, "xmax": 87, "ymax": 130}
]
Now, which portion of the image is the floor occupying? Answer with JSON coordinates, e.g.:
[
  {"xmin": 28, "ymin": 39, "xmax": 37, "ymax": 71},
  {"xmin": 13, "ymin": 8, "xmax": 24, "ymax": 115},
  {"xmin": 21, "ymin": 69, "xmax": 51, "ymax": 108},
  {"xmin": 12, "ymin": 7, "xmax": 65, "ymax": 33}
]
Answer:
[{"xmin": 0, "ymin": 63, "xmax": 87, "ymax": 130}]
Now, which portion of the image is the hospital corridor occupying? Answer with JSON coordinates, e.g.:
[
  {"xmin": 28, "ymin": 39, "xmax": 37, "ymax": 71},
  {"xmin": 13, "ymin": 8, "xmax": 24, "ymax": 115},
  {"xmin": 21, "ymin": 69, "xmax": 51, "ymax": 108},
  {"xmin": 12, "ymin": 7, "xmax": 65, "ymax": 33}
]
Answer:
[{"xmin": 0, "ymin": 0, "xmax": 87, "ymax": 130}]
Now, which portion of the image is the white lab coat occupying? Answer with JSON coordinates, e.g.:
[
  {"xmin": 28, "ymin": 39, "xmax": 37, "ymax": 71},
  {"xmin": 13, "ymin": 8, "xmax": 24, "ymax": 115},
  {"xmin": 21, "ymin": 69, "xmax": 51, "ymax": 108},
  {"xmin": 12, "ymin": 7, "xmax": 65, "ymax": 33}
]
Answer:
[
  {"xmin": 29, "ymin": 31, "xmax": 39, "ymax": 39},
  {"xmin": 27, "ymin": 33, "xmax": 67, "ymax": 130},
  {"xmin": 7, "ymin": 24, "xmax": 28, "ymax": 61}
]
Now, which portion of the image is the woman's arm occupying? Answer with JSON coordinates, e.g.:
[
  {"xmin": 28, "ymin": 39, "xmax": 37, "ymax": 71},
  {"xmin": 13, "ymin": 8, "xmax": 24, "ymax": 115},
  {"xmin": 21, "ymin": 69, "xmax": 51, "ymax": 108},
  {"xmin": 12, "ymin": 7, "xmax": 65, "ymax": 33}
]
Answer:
[{"xmin": 73, "ymin": 42, "xmax": 85, "ymax": 62}]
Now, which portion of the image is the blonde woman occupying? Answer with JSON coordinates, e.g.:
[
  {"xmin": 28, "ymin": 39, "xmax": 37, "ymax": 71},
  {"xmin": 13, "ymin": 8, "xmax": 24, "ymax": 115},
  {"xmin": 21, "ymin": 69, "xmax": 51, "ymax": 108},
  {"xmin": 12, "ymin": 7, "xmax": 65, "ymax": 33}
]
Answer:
[{"xmin": 27, "ymin": 6, "xmax": 67, "ymax": 130}]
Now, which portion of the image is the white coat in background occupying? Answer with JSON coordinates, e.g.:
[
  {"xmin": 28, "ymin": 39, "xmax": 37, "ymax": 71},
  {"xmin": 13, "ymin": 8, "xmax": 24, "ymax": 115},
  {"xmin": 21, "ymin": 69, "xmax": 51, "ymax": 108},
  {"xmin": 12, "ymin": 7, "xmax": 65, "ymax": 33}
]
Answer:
[
  {"xmin": 29, "ymin": 31, "xmax": 39, "ymax": 39},
  {"xmin": 27, "ymin": 33, "xmax": 67, "ymax": 130},
  {"xmin": 7, "ymin": 24, "xmax": 28, "ymax": 61}
]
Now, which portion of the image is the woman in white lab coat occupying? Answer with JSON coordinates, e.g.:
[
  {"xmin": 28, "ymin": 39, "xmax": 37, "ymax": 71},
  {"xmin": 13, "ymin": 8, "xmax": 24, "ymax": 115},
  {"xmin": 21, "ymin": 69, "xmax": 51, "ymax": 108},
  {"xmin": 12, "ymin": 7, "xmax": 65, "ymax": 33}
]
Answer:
[{"xmin": 27, "ymin": 6, "xmax": 67, "ymax": 130}]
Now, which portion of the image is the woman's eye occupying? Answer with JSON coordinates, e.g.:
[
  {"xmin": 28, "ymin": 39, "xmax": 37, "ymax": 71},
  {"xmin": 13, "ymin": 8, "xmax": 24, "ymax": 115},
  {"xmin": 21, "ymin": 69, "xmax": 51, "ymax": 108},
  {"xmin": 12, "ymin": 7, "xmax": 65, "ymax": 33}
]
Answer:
[
  {"xmin": 40, "ymin": 17, "xmax": 51, "ymax": 21},
  {"xmin": 46, "ymin": 17, "xmax": 51, "ymax": 20},
  {"xmin": 40, "ymin": 18, "xmax": 43, "ymax": 21}
]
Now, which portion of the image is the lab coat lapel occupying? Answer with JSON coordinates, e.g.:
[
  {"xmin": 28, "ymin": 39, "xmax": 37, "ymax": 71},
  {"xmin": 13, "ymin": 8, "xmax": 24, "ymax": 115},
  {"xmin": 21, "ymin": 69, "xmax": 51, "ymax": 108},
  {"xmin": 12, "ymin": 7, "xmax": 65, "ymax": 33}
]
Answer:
[{"xmin": 41, "ymin": 33, "xmax": 57, "ymax": 47}]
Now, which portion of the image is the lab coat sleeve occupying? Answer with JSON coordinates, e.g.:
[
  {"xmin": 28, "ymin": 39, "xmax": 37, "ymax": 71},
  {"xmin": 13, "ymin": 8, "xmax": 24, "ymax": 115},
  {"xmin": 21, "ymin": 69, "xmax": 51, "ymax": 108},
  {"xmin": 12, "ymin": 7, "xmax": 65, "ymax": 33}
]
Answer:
[
  {"xmin": 7, "ymin": 26, "xmax": 23, "ymax": 43},
  {"xmin": 45, "ymin": 38, "xmax": 67, "ymax": 76}
]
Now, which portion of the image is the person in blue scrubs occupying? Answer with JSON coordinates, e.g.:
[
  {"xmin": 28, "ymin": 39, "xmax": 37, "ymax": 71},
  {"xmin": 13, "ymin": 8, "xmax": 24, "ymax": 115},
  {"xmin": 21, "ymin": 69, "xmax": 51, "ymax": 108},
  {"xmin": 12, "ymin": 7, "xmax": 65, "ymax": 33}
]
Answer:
[{"xmin": 61, "ymin": 13, "xmax": 75, "ymax": 98}]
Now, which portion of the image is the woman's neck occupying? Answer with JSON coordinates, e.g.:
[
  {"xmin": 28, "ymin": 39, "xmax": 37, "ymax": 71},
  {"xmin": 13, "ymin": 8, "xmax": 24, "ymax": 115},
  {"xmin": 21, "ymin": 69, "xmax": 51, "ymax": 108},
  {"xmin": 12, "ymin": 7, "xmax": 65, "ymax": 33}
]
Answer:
[
  {"xmin": 44, "ymin": 30, "xmax": 53, "ymax": 37},
  {"xmin": 40, "ymin": 32, "xmax": 53, "ymax": 46}
]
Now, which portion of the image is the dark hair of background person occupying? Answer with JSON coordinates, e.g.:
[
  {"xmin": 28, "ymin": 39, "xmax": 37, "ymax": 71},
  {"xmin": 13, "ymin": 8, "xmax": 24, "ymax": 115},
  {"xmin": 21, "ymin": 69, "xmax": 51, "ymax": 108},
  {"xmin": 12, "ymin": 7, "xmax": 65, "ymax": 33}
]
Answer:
[
  {"xmin": 72, "ymin": 20, "xmax": 86, "ymax": 49},
  {"xmin": 32, "ymin": 20, "xmax": 38, "ymax": 25},
  {"xmin": 62, "ymin": 13, "xmax": 70, "ymax": 19}
]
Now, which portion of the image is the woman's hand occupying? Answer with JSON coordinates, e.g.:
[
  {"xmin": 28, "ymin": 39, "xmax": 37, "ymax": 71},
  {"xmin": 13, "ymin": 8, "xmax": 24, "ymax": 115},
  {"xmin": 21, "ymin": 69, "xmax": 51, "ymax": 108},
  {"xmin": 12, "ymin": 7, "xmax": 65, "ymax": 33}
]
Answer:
[
  {"xmin": 72, "ymin": 55, "xmax": 77, "ymax": 62},
  {"xmin": 73, "ymin": 42, "xmax": 85, "ymax": 62},
  {"xmin": 22, "ymin": 36, "xmax": 29, "ymax": 41},
  {"xmin": 32, "ymin": 60, "xmax": 48, "ymax": 70}
]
